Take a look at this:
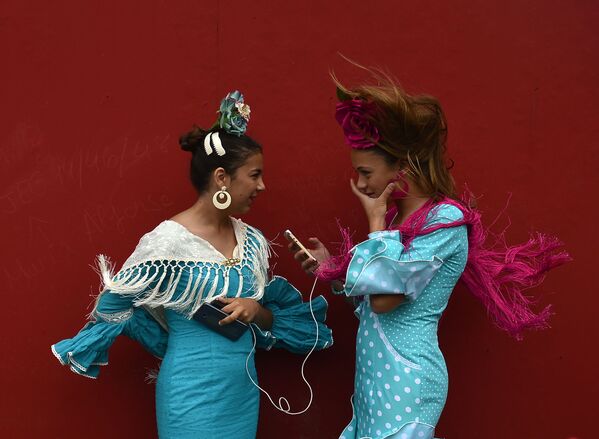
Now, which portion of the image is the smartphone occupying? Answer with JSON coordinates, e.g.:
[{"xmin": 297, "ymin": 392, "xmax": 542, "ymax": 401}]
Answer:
[
  {"xmin": 284, "ymin": 229, "xmax": 315, "ymax": 261},
  {"xmin": 192, "ymin": 300, "xmax": 248, "ymax": 341}
]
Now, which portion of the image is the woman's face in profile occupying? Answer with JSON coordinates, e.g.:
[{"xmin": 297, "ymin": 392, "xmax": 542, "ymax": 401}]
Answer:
[
  {"xmin": 227, "ymin": 152, "xmax": 266, "ymax": 214},
  {"xmin": 350, "ymin": 149, "xmax": 400, "ymax": 198}
]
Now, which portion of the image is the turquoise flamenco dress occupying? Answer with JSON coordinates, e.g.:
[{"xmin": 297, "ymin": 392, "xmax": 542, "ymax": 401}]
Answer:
[
  {"xmin": 338, "ymin": 204, "xmax": 468, "ymax": 439},
  {"xmin": 51, "ymin": 218, "xmax": 332, "ymax": 439}
]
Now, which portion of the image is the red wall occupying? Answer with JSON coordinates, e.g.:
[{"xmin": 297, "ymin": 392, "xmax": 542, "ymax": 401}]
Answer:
[{"xmin": 1, "ymin": 1, "xmax": 596, "ymax": 438}]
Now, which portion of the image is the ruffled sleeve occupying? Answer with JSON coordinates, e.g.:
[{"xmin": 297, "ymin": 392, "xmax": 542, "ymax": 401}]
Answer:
[
  {"xmin": 252, "ymin": 276, "xmax": 333, "ymax": 354},
  {"xmin": 51, "ymin": 287, "xmax": 168, "ymax": 379},
  {"xmin": 343, "ymin": 204, "xmax": 467, "ymax": 302}
]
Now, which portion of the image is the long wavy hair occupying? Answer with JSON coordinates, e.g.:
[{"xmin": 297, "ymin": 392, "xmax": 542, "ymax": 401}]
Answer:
[{"xmin": 332, "ymin": 64, "xmax": 456, "ymax": 202}]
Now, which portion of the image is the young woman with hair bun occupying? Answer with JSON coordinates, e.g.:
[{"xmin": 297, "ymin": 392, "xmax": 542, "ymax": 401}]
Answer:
[
  {"xmin": 52, "ymin": 91, "xmax": 333, "ymax": 439},
  {"xmin": 290, "ymin": 70, "xmax": 569, "ymax": 439}
]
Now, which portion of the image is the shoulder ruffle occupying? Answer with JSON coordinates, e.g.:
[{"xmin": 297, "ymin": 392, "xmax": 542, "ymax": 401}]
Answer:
[
  {"xmin": 51, "ymin": 307, "xmax": 167, "ymax": 379},
  {"xmin": 344, "ymin": 230, "xmax": 443, "ymax": 301}
]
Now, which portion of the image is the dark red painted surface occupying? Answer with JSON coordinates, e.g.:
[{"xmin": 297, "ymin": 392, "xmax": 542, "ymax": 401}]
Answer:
[{"xmin": 1, "ymin": 1, "xmax": 596, "ymax": 438}]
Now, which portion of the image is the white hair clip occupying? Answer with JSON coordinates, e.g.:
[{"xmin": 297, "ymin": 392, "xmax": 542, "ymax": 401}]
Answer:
[
  {"xmin": 203, "ymin": 132, "xmax": 213, "ymax": 155},
  {"xmin": 212, "ymin": 132, "xmax": 226, "ymax": 156},
  {"xmin": 203, "ymin": 132, "xmax": 226, "ymax": 156}
]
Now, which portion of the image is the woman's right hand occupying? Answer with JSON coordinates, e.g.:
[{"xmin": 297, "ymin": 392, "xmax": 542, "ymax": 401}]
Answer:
[
  {"xmin": 350, "ymin": 179, "xmax": 397, "ymax": 232},
  {"xmin": 288, "ymin": 237, "xmax": 330, "ymax": 274}
]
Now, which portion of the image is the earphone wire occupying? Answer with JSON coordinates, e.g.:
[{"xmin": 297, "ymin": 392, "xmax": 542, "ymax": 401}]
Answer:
[{"xmin": 245, "ymin": 276, "xmax": 320, "ymax": 415}]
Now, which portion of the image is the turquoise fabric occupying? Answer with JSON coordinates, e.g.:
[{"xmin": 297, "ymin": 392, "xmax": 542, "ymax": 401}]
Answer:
[
  {"xmin": 51, "ymin": 306, "xmax": 167, "ymax": 378},
  {"xmin": 156, "ymin": 307, "xmax": 259, "ymax": 438},
  {"xmin": 52, "ymin": 227, "xmax": 332, "ymax": 439},
  {"xmin": 345, "ymin": 229, "xmax": 443, "ymax": 301},
  {"xmin": 254, "ymin": 276, "xmax": 332, "ymax": 354},
  {"xmin": 339, "ymin": 204, "xmax": 468, "ymax": 439}
]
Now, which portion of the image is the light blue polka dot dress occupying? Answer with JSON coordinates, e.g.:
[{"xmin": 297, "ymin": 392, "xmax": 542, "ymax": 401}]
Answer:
[{"xmin": 339, "ymin": 204, "xmax": 468, "ymax": 439}]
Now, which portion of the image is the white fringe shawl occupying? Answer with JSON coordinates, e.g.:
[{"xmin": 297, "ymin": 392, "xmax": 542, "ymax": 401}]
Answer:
[{"xmin": 92, "ymin": 220, "xmax": 272, "ymax": 320}]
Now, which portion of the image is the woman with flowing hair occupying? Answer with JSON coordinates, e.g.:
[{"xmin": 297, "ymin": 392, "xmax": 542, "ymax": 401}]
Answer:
[{"xmin": 289, "ymin": 66, "xmax": 569, "ymax": 439}]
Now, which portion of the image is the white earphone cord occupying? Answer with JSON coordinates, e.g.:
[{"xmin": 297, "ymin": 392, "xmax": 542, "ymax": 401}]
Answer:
[{"xmin": 245, "ymin": 276, "xmax": 320, "ymax": 415}]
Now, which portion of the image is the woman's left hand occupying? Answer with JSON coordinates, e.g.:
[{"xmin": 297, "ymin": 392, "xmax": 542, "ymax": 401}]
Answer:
[
  {"xmin": 217, "ymin": 297, "xmax": 261, "ymax": 325},
  {"xmin": 350, "ymin": 179, "xmax": 397, "ymax": 232}
]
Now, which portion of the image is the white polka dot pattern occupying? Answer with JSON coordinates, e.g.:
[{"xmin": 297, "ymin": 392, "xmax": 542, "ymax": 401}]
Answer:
[{"xmin": 338, "ymin": 204, "xmax": 468, "ymax": 439}]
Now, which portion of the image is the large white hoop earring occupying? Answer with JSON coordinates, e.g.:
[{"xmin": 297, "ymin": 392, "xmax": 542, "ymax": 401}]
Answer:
[{"xmin": 212, "ymin": 186, "xmax": 231, "ymax": 210}]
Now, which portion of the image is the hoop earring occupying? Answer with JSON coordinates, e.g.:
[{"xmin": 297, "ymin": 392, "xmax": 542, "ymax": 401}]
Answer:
[{"xmin": 212, "ymin": 186, "xmax": 232, "ymax": 210}]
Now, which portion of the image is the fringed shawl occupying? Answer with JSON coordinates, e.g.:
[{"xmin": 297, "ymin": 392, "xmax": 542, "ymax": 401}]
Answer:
[{"xmin": 93, "ymin": 218, "xmax": 271, "ymax": 323}]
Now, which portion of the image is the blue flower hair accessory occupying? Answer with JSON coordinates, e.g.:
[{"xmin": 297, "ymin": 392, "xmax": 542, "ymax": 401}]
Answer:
[{"xmin": 211, "ymin": 90, "xmax": 251, "ymax": 136}]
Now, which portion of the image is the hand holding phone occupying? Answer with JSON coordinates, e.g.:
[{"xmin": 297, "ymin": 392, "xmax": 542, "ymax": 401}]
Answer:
[
  {"xmin": 284, "ymin": 229, "xmax": 334, "ymax": 274},
  {"xmin": 284, "ymin": 229, "xmax": 316, "ymax": 261}
]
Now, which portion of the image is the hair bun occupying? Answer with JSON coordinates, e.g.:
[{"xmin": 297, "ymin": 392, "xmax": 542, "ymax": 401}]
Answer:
[{"xmin": 179, "ymin": 125, "xmax": 208, "ymax": 153}]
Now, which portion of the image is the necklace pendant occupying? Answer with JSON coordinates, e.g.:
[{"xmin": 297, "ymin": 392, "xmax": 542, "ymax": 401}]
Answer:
[{"xmin": 222, "ymin": 257, "xmax": 240, "ymax": 267}]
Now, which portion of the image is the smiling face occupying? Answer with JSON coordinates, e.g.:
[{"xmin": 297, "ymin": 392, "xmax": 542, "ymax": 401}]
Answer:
[
  {"xmin": 350, "ymin": 149, "xmax": 401, "ymax": 198},
  {"xmin": 225, "ymin": 152, "xmax": 266, "ymax": 214}
]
